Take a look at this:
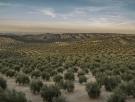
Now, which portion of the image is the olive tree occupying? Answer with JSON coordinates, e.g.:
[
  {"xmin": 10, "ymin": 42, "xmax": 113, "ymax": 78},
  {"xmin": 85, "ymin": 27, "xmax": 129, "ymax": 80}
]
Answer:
[
  {"xmin": 0, "ymin": 89, "xmax": 29, "ymax": 102},
  {"xmin": 6, "ymin": 69, "xmax": 16, "ymax": 77},
  {"xmin": 0, "ymin": 77, "xmax": 7, "ymax": 90},
  {"xmin": 64, "ymin": 72, "xmax": 74, "ymax": 81},
  {"xmin": 30, "ymin": 79, "xmax": 43, "ymax": 94},
  {"xmin": 79, "ymin": 75, "xmax": 87, "ymax": 84},
  {"xmin": 41, "ymin": 72, "xmax": 50, "ymax": 81},
  {"xmin": 86, "ymin": 82, "xmax": 101, "ymax": 98},
  {"xmin": 16, "ymin": 73, "xmax": 30, "ymax": 85},
  {"xmin": 107, "ymin": 89, "xmax": 126, "ymax": 102},
  {"xmin": 41, "ymin": 85, "xmax": 61, "ymax": 102},
  {"xmin": 59, "ymin": 80, "xmax": 74, "ymax": 93},
  {"xmin": 31, "ymin": 70, "xmax": 41, "ymax": 78},
  {"xmin": 53, "ymin": 75, "xmax": 63, "ymax": 83},
  {"xmin": 52, "ymin": 96, "xmax": 66, "ymax": 102},
  {"xmin": 104, "ymin": 76, "xmax": 121, "ymax": 91}
]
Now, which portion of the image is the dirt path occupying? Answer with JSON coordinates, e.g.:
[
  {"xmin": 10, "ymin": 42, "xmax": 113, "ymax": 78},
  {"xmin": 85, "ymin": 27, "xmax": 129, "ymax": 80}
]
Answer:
[{"xmin": 64, "ymin": 72, "xmax": 111, "ymax": 102}]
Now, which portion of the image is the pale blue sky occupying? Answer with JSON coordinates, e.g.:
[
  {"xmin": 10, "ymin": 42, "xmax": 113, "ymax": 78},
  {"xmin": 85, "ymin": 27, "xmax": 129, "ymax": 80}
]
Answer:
[{"xmin": 0, "ymin": 0, "xmax": 135, "ymax": 33}]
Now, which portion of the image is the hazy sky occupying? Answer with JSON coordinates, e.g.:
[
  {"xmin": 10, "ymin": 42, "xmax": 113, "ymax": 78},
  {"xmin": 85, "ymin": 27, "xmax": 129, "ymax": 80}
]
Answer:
[{"xmin": 0, "ymin": 0, "xmax": 135, "ymax": 33}]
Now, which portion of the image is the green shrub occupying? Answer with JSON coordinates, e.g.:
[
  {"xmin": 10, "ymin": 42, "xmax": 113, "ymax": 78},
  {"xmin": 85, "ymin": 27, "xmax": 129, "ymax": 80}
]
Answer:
[
  {"xmin": 16, "ymin": 73, "xmax": 30, "ymax": 85},
  {"xmin": 64, "ymin": 72, "xmax": 74, "ymax": 81},
  {"xmin": 57, "ymin": 67, "xmax": 64, "ymax": 73},
  {"xmin": 66, "ymin": 81, "xmax": 74, "ymax": 92},
  {"xmin": 41, "ymin": 72, "xmax": 50, "ymax": 81},
  {"xmin": 61, "ymin": 80, "xmax": 74, "ymax": 92},
  {"xmin": 52, "ymin": 96, "xmax": 66, "ymax": 102},
  {"xmin": 77, "ymin": 71, "xmax": 85, "ymax": 77},
  {"xmin": 73, "ymin": 67, "xmax": 78, "ymax": 72},
  {"xmin": 31, "ymin": 70, "xmax": 41, "ymax": 78},
  {"xmin": 118, "ymin": 80, "xmax": 135, "ymax": 97},
  {"xmin": 121, "ymin": 73, "xmax": 134, "ymax": 81},
  {"xmin": 0, "ymin": 67, "xmax": 9, "ymax": 74},
  {"xmin": 41, "ymin": 85, "xmax": 61, "ymax": 102},
  {"xmin": 86, "ymin": 82, "xmax": 101, "ymax": 98},
  {"xmin": 79, "ymin": 75, "xmax": 87, "ymax": 84},
  {"xmin": 56, "ymin": 79, "xmax": 65, "ymax": 89},
  {"xmin": 0, "ymin": 89, "xmax": 28, "ymax": 102},
  {"xmin": 104, "ymin": 76, "xmax": 121, "ymax": 91},
  {"xmin": 0, "ymin": 77, "xmax": 7, "ymax": 90},
  {"xmin": 53, "ymin": 75, "xmax": 63, "ymax": 83},
  {"xmin": 22, "ymin": 68, "xmax": 33, "ymax": 74},
  {"xmin": 14, "ymin": 65, "xmax": 20, "ymax": 72},
  {"xmin": 6, "ymin": 70, "xmax": 16, "ymax": 77},
  {"xmin": 30, "ymin": 79, "xmax": 43, "ymax": 94},
  {"xmin": 107, "ymin": 90, "xmax": 126, "ymax": 102},
  {"xmin": 95, "ymin": 72, "xmax": 107, "ymax": 86},
  {"xmin": 50, "ymin": 70, "xmax": 57, "ymax": 76}
]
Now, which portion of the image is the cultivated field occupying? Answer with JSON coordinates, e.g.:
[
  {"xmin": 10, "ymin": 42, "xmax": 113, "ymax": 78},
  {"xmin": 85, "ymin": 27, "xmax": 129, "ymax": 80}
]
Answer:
[{"xmin": 0, "ymin": 33, "xmax": 135, "ymax": 102}]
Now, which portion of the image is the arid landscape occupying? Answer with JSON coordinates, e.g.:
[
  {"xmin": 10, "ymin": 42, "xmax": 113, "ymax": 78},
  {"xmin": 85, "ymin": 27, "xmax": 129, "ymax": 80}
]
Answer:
[
  {"xmin": 0, "ymin": 0, "xmax": 135, "ymax": 102},
  {"xmin": 0, "ymin": 33, "xmax": 135, "ymax": 102}
]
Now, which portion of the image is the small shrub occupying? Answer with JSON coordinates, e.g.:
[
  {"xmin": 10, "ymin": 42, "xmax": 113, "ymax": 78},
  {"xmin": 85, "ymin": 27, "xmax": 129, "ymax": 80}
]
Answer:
[
  {"xmin": 41, "ymin": 72, "xmax": 50, "ymax": 81},
  {"xmin": 22, "ymin": 68, "xmax": 33, "ymax": 74},
  {"xmin": 104, "ymin": 76, "xmax": 121, "ymax": 91},
  {"xmin": 118, "ymin": 80, "xmax": 135, "ymax": 97},
  {"xmin": 79, "ymin": 75, "xmax": 87, "ymax": 84},
  {"xmin": 30, "ymin": 79, "xmax": 43, "ymax": 94},
  {"xmin": 95, "ymin": 72, "xmax": 107, "ymax": 86},
  {"xmin": 0, "ymin": 89, "xmax": 28, "ymax": 102},
  {"xmin": 14, "ymin": 65, "xmax": 21, "ymax": 72},
  {"xmin": 107, "ymin": 90, "xmax": 126, "ymax": 102},
  {"xmin": 61, "ymin": 80, "xmax": 74, "ymax": 93},
  {"xmin": 16, "ymin": 73, "xmax": 30, "ymax": 85},
  {"xmin": 31, "ymin": 70, "xmax": 41, "ymax": 78},
  {"xmin": 52, "ymin": 96, "xmax": 66, "ymax": 102},
  {"xmin": 41, "ymin": 85, "xmax": 61, "ymax": 102},
  {"xmin": 0, "ymin": 77, "xmax": 7, "ymax": 90},
  {"xmin": 6, "ymin": 70, "xmax": 16, "ymax": 77},
  {"xmin": 50, "ymin": 70, "xmax": 57, "ymax": 76},
  {"xmin": 0, "ymin": 67, "xmax": 9, "ymax": 74},
  {"xmin": 64, "ymin": 72, "xmax": 74, "ymax": 81},
  {"xmin": 73, "ymin": 67, "xmax": 78, "ymax": 72},
  {"xmin": 77, "ymin": 71, "xmax": 85, "ymax": 77},
  {"xmin": 57, "ymin": 67, "xmax": 64, "ymax": 73},
  {"xmin": 86, "ymin": 82, "xmax": 101, "ymax": 98},
  {"xmin": 121, "ymin": 73, "xmax": 134, "ymax": 81},
  {"xmin": 56, "ymin": 79, "xmax": 65, "ymax": 89},
  {"xmin": 53, "ymin": 75, "xmax": 63, "ymax": 83}
]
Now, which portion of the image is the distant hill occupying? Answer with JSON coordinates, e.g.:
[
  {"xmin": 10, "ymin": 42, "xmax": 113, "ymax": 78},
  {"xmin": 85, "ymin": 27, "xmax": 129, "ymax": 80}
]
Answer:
[{"xmin": 0, "ymin": 33, "xmax": 135, "ymax": 43}]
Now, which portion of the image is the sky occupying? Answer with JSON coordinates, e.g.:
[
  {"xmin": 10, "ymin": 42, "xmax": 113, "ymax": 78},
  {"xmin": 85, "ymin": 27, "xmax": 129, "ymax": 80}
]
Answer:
[{"xmin": 0, "ymin": 0, "xmax": 135, "ymax": 33}]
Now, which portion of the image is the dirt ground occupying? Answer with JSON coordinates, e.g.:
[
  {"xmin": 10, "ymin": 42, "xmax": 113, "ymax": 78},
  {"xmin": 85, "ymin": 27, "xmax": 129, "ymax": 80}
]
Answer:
[{"xmin": 1, "ymin": 74, "xmax": 135, "ymax": 102}]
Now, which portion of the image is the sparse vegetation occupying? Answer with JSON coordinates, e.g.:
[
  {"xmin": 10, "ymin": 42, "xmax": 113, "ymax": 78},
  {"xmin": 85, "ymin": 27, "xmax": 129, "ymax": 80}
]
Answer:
[
  {"xmin": 86, "ymin": 82, "xmax": 101, "ymax": 98},
  {"xmin": 64, "ymin": 72, "xmax": 74, "ymax": 81},
  {"xmin": 30, "ymin": 79, "xmax": 43, "ymax": 94},
  {"xmin": 53, "ymin": 74, "xmax": 63, "ymax": 83},
  {"xmin": 16, "ymin": 73, "xmax": 30, "ymax": 85},
  {"xmin": 41, "ymin": 85, "xmax": 61, "ymax": 102},
  {"xmin": 104, "ymin": 76, "xmax": 121, "ymax": 91},
  {"xmin": 79, "ymin": 75, "xmax": 87, "ymax": 84},
  {"xmin": 0, "ymin": 76, "xmax": 7, "ymax": 90},
  {"xmin": 0, "ymin": 89, "xmax": 28, "ymax": 102},
  {"xmin": 52, "ymin": 96, "xmax": 66, "ymax": 102},
  {"xmin": 107, "ymin": 90, "xmax": 126, "ymax": 102},
  {"xmin": 0, "ymin": 34, "xmax": 135, "ymax": 102}
]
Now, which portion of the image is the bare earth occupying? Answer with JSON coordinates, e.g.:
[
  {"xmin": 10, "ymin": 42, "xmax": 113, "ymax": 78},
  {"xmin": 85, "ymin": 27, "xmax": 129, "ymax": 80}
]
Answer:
[{"xmin": 1, "ymin": 74, "xmax": 135, "ymax": 102}]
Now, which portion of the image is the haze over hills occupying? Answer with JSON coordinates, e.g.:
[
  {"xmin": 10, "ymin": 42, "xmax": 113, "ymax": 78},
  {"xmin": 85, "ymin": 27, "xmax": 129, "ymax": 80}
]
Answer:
[{"xmin": 0, "ymin": 33, "xmax": 135, "ymax": 43}]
